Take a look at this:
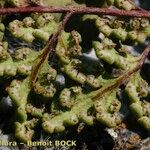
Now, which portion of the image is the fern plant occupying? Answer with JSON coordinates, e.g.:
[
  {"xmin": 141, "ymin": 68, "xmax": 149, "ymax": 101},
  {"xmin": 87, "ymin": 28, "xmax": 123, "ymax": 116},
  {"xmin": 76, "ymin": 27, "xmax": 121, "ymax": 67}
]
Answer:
[{"xmin": 0, "ymin": 0, "xmax": 150, "ymax": 149}]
